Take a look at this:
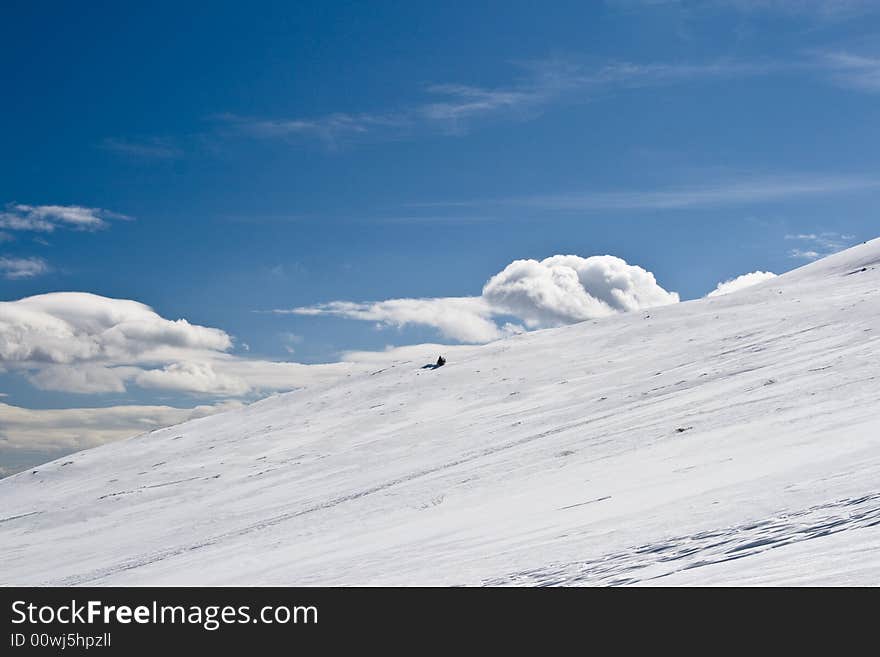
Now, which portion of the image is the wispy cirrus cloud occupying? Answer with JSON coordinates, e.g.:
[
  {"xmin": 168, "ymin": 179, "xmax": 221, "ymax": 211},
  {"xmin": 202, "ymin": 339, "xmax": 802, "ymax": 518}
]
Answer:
[
  {"xmin": 0, "ymin": 256, "xmax": 50, "ymax": 280},
  {"xmin": 214, "ymin": 111, "xmax": 410, "ymax": 147},
  {"xmin": 416, "ymin": 84, "xmax": 542, "ymax": 132},
  {"xmin": 815, "ymin": 51, "xmax": 880, "ymax": 92},
  {"xmin": 99, "ymin": 137, "xmax": 183, "ymax": 160},
  {"xmin": 0, "ymin": 204, "xmax": 131, "ymax": 282},
  {"xmin": 206, "ymin": 49, "xmax": 880, "ymax": 149},
  {"xmin": 214, "ymin": 57, "xmax": 779, "ymax": 146},
  {"xmin": 418, "ymin": 173, "xmax": 880, "ymax": 213},
  {"xmin": 0, "ymin": 204, "xmax": 130, "ymax": 233},
  {"xmin": 785, "ymin": 231, "xmax": 855, "ymax": 260}
]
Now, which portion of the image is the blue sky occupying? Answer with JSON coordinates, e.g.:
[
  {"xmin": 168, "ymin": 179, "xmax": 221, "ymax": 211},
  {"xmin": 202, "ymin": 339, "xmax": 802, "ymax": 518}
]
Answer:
[{"xmin": 1, "ymin": 1, "xmax": 879, "ymax": 470}]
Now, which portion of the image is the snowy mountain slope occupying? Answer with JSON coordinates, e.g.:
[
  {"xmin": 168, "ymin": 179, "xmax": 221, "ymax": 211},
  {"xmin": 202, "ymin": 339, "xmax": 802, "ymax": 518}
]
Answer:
[{"xmin": 2, "ymin": 240, "xmax": 879, "ymax": 586}]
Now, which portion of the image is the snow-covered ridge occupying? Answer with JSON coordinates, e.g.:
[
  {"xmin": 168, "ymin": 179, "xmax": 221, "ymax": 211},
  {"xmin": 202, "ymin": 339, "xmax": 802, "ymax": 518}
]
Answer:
[{"xmin": 2, "ymin": 239, "xmax": 879, "ymax": 585}]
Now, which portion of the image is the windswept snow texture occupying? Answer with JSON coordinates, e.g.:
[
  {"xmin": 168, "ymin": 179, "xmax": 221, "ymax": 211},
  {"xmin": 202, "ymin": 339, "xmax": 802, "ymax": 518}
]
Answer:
[{"xmin": 2, "ymin": 240, "xmax": 880, "ymax": 586}]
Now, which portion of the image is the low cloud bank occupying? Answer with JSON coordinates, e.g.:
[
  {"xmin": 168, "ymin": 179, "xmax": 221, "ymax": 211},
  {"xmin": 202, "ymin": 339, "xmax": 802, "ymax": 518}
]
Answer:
[
  {"xmin": 0, "ymin": 401, "xmax": 243, "ymax": 453},
  {"xmin": 0, "ymin": 400, "xmax": 254, "ymax": 477},
  {"xmin": 0, "ymin": 292, "xmax": 354, "ymax": 396},
  {"xmin": 0, "ymin": 342, "xmax": 475, "ymax": 466}
]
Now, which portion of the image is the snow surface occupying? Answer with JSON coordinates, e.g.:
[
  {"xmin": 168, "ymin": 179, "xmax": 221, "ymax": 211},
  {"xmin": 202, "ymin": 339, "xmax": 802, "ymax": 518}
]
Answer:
[{"xmin": 2, "ymin": 240, "xmax": 880, "ymax": 586}]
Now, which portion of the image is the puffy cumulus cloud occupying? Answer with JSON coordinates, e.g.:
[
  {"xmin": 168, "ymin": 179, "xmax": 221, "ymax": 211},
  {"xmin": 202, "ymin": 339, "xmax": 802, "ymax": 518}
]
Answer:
[
  {"xmin": 287, "ymin": 254, "xmax": 678, "ymax": 342},
  {"xmin": 0, "ymin": 293, "xmax": 303, "ymax": 396},
  {"xmin": 785, "ymin": 232, "xmax": 854, "ymax": 261},
  {"xmin": 483, "ymin": 255, "xmax": 679, "ymax": 327},
  {"xmin": 0, "ymin": 293, "xmax": 231, "ymax": 366},
  {"xmin": 0, "ymin": 204, "xmax": 129, "ymax": 233},
  {"xmin": 0, "ymin": 401, "xmax": 243, "ymax": 452},
  {"xmin": 0, "ymin": 256, "xmax": 50, "ymax": 279},
  {"xmin": 707, "ymin": 271, "xmax": 778, "ymax": 297}
]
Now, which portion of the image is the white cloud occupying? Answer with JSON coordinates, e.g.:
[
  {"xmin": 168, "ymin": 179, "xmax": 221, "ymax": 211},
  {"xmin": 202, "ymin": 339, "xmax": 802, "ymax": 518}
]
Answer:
[
  {"xmin": 707, "ymin": 271, "xmax": 777, "ymax": 297},
  {"xmin": 279, "ymin": 332, "xmax": 302, "ymax": 354},
  {"xmin": 418, "ymin": 84, "xmax": 538, "ymax": 125},
  {"xmin": 0, "ymin": 205, "xmax": 129, "ymax": 280},
  {"xmin": 0, "ymin": 252, "xmax": 729, "ymax": 465},
  {"xmin": 785, "ymin": 231, "xmax": 854, "ymax": 260},
  {"xmin": 0, "ymin": 335, "xmax": 457, "ymax": 468},
  {"xmin": 0, "ymin": 291, "xmax": 407, "ymax": 400},
  {"xmin": 0, "ymin": 256, "xmax": 50, "ymax": 279},
  {"xmin": 284, "ymin": 254, "xmax": 679, "ymax": 343},
  {"xmin": 0, "ymin": 401, "xmax": 243, "ymax": 452},
  {"xmin": 135, "ymin": 362, "xmax": 251, "ymax": 396},
  {"xmin": 288, "ymin": 297, "xmax": 507, "ymax": 343},
  {"xmin": 789, "ymin": 249, "xmax": 822, "ymax": 260},
  {"xmin": 0, "ymin": 204, "xmax": 129, "ymax": 233},
  {"xmin": 0, "ymin": 292, "xmax": 361, "ymax": 396},
  {"xmin": 340, "ymin": 342, "xmax": 477, "ymax": 365},
  {"xmin": 484, "ymin": 255, "xmax": 680, "ymax": 327},
  {"xmin": 212, "ymin": 357, "xmax": 354, "ymax": 390},
  {"xmin": 0, "ymin": 257, "xmax": 672, "ymax": 466},
  {"xmin": 216, "ymin": 111, "xmax": 408, "ymax": 147}
]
